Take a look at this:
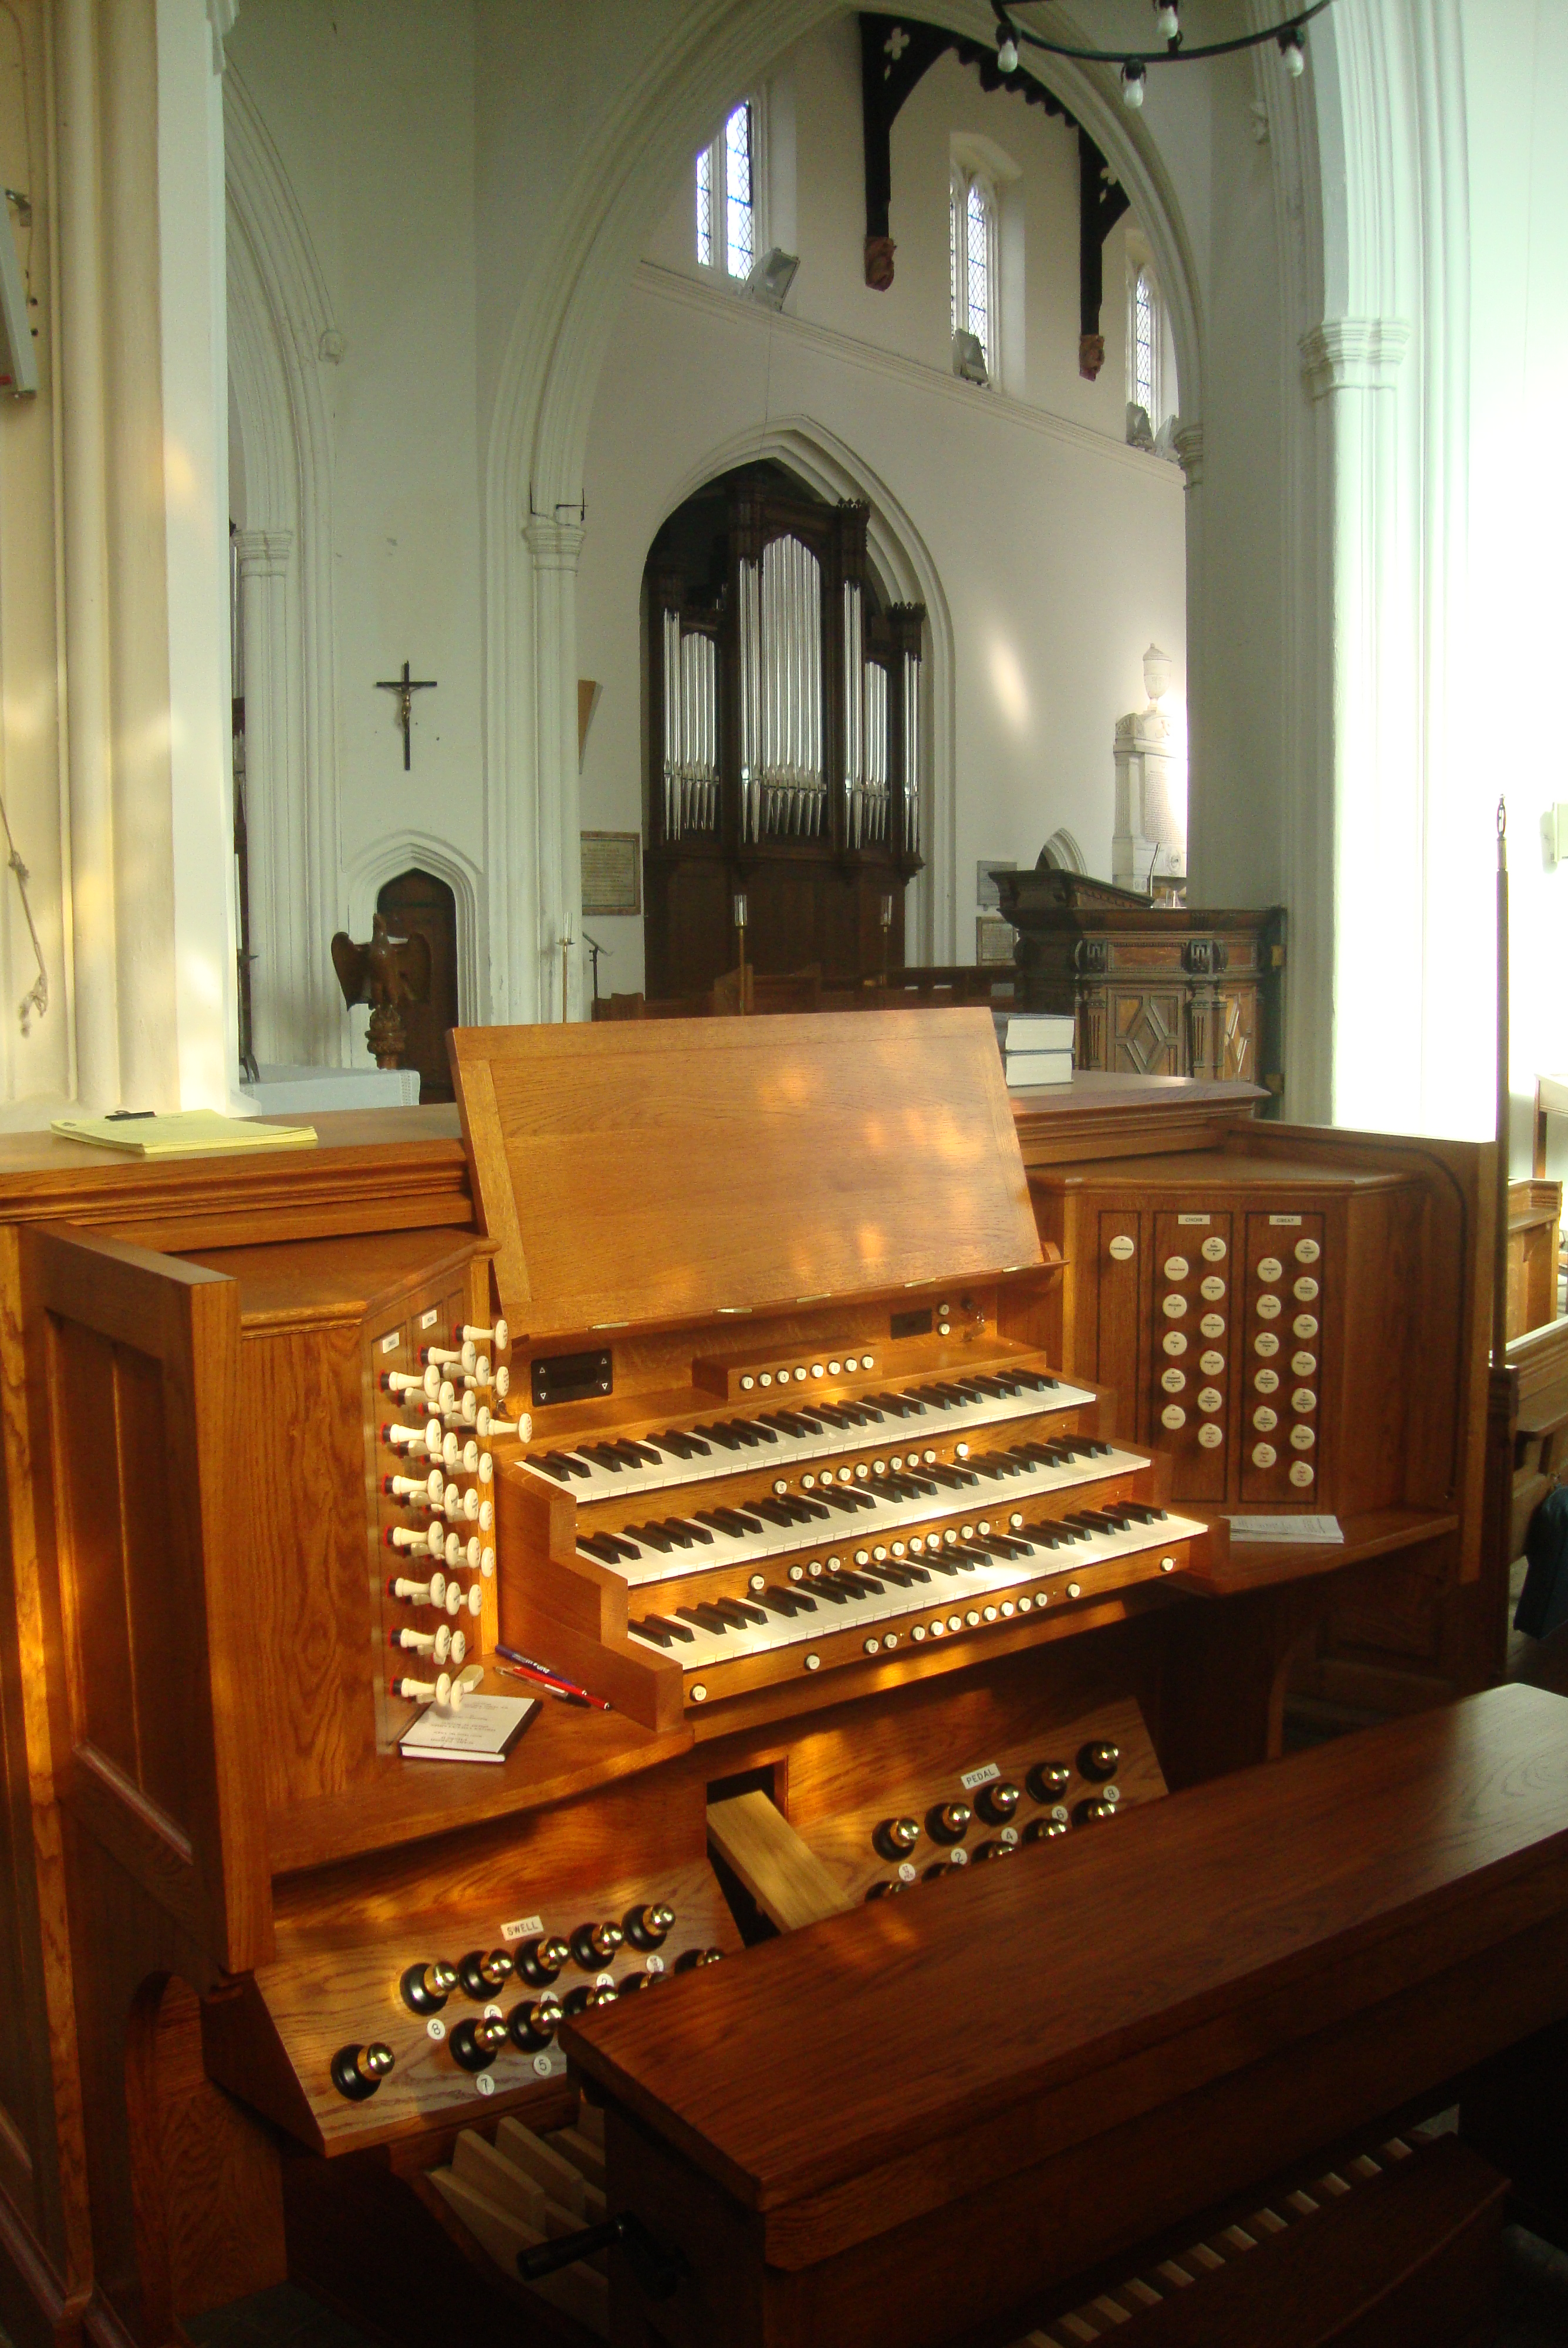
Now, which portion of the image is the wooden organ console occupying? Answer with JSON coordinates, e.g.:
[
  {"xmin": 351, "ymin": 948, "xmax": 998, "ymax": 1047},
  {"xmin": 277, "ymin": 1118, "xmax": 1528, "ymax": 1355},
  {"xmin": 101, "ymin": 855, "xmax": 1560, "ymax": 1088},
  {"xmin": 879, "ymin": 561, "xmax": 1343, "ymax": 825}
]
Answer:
[{"xmin": 0, "ymin": 1014, "xmax": 1519, "ymax": 2348}]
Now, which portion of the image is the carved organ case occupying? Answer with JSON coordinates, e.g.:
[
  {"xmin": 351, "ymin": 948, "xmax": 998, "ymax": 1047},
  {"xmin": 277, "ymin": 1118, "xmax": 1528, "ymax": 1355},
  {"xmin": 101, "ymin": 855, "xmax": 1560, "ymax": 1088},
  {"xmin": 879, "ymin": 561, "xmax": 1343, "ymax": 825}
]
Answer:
[{"xmin": 644, "ymin": 468, "xmax": 925, "ymax": 997}]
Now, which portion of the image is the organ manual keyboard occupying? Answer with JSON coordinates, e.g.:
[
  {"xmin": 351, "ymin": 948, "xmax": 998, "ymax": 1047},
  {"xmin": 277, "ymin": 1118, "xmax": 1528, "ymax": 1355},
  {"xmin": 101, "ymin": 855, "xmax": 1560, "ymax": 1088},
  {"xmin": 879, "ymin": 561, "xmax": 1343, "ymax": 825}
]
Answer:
[{"xmin": 0, "ymin": 1013, "xmax": 1493, "ymax": 2348}]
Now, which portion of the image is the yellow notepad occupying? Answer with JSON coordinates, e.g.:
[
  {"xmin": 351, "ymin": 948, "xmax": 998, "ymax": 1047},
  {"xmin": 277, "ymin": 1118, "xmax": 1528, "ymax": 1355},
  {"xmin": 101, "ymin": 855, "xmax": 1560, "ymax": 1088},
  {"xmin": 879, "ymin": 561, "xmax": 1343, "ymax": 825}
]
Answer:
[{"xmin": 50, "ymin": 1111, "xmax": 318, "ymax": 1159}]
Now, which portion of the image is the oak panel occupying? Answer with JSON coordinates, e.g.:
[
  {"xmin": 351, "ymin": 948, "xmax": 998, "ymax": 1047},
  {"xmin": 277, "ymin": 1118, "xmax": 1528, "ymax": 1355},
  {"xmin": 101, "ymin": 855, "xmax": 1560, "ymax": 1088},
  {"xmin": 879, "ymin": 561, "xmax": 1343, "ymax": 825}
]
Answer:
[
  {"xmin": 566, "ymin": 1685, "xmax": 1568, "ymax": 2236},
  {"xmin": 452, "ymin": 1013, "xmax": 1040, "ymax": 1339}
]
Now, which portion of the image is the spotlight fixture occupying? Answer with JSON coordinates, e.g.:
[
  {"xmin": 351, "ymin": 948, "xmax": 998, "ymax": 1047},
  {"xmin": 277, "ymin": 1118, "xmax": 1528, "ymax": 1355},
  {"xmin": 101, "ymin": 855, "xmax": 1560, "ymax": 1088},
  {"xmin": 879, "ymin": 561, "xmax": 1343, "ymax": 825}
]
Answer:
[{"xmin": 990, "ymin": 1, "xmax": 1331, "ymax": 92}]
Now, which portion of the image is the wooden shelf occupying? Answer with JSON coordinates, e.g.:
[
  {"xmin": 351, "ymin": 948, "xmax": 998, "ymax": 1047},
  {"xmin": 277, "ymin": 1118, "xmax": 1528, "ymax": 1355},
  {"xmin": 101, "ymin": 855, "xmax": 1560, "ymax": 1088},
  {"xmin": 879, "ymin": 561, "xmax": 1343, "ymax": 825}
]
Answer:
[
  {"xmin": 1182, "ymin": 1506, "xmax": 1462, "ymax": 1595},
  {"xmin": 266, "ymin": 1674, "xmax": 691, "ymax": 1877}
]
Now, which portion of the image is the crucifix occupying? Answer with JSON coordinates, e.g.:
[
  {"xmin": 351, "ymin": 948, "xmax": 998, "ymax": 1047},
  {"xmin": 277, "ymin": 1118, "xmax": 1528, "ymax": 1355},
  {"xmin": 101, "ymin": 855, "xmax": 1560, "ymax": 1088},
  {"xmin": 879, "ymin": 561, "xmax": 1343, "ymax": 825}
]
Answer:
[{"xmin": 376, "ymin": 659, "xmax": 438, "ymax": 771}]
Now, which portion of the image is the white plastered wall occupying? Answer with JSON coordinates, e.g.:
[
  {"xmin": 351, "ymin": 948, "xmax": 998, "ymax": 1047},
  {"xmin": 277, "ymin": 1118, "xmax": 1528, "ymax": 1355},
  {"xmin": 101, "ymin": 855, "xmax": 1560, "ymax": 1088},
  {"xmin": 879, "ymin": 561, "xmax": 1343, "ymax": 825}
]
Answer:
[
  {"xmin": 578, "ymin": 31, "xmax": 1187, "ymax": 994},
  {"xmin": 225, "ymin": 0, "xmax": 486, "ymax": 1069}
]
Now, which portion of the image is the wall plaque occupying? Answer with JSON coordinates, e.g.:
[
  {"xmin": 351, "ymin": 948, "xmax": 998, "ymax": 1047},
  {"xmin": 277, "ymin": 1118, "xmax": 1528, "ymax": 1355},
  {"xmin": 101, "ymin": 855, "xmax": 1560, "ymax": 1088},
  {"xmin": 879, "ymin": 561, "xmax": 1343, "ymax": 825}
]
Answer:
[{"xmin": 580, "ymin": 831, "xmax": 642, "ymax": 917}]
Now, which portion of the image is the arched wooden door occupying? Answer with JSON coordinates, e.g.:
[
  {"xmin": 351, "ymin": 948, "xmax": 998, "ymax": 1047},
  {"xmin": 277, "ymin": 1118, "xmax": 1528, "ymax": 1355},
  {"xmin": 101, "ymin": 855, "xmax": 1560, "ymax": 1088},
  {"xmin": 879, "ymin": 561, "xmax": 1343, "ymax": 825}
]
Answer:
[{"xmin": 376, "ymin": 869, "xmax": 459, "ymax": 1103}]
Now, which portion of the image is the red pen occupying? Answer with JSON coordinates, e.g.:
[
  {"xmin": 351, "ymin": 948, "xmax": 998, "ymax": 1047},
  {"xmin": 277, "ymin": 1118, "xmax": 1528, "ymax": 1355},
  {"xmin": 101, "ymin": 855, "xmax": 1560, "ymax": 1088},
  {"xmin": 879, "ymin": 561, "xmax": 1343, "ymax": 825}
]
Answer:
[
  {"xmin": 495, "ymin": 1662, "xmax": 593, "ymax": 1708},
  {"xmin": 494, "ymin": 1644, "xmax": 613, "ymax": 1711}
]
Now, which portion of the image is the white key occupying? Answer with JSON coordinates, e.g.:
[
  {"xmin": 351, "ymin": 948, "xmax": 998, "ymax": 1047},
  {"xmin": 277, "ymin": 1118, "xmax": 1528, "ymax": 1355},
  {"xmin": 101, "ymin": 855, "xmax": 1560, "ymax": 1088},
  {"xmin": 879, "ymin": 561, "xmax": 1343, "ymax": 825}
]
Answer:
[
  {"xmin": 634, "ymin": 1512, "xmax": 1206, "ymax": 1674},
  {"xmin": 530, "ymin": 1375, "xmax": 1097, "ymax": 1507},
  {"xmin": 586, "ymin": 1444, "xmax": 1151, "ymax": 1589}
]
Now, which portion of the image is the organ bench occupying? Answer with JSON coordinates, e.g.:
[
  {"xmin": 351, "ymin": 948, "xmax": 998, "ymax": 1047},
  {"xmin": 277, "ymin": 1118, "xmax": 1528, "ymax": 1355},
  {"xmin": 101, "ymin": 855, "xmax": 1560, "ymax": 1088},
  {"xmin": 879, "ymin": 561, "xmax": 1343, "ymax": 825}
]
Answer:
[{"xmin": 0, "ymin": 1014, "xmax": 1503, "ymax": 2348}]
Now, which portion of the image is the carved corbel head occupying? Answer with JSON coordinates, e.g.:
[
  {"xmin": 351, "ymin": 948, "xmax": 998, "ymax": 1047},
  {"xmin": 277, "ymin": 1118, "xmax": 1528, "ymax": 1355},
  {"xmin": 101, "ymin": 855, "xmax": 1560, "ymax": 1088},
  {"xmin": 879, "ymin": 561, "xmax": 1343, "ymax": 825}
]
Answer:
[{"xmin": 864, "ymin": 234, "xmax": 897, "ymax": 291}]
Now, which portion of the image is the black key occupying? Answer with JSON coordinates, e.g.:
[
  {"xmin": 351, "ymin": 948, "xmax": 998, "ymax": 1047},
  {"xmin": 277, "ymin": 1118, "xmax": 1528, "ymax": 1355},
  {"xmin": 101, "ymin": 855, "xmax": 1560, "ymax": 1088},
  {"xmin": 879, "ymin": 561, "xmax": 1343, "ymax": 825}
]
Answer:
[
  {"xmin": 648, "ymin": 1430, "xmax": 698, "ymax": 1460},
  {"xmin": 807, "ymin": 1577, "xmax": 853, "ymax": 1605},
  {"xmin": 772, "ymin": 1495, "xmax": 828, "ymax": 1525},
  {"xmin": 617, "ymin": 1440, "xmax": 663, "ymax": 1466},
  {"xmin": 759, "ymin": 1587, "xmax": 805, "ymax": 1617},
  {"xmin": 964, "ymin": 1374, "xmax": 1018, "ymax": 1398},
  {"xmin": 930, "ymin": 1383, "xmax": 978, "ymax": 1406},
  {"xmin": 831, "ymin": 1571, "xmax": 881, "ymax": 1597},
  {"xmin": 629, "ymin": 1618, "xmax": 674, "ymax": 1648},
  {"xmin": 531, "ymin": 1453, "xmax": 576, "ymax": 1483},
  {"xmin": 580, "ymin": 1445, "xmax": 626, "ymax": 1473},
  {"xmin": 871, "ymin": 1560, "xmax": 921, "ymax": 1587},
  {"xmin": 907, "ymin": 1386, "xmax": 958, "ymax": 1411},
  {"xmin": 552, "ymin": 1450, "xmax": 596, "ymax": 1479},
  {"xmin": 626, "ymin": 1523, "xmax": 675, "ymax": 1553},
  {"xmin": 679, "ymin": 1604, "xmax": 732, "ymax": 1634},
  {"xmin": 579, "ymin": 1531, "xmax": 633, "ymax": 1565},
  {"xmin": 871, "ymin": 1391, "xmax": 925, "ymax": 1418},
  {"xmin": 664, "ymin": 1516, "xmax": 715, "ymax": 1546},
  {"xmin": 692, "ymin": 1423, "xmax": 745, "ymax": 1452},
  {"xmin": 712, "ymin": 1597, "xmax": 768, "ymax": 1627},
  {"xmin": 746, "ymin": 1497, "xmax": 795, "ymax": 1527},
  {"xmin": 731, "ymin": 1418, "xmax": 778, "ymax": 1446},
  {"xmin": 1121, "ymin": 1502, "xmax": 1167, "ymax": 1524},
  {"xmin": 1016, "ymin": 1371, "xmax": 1062, "ymax": 1392},
  {"xmin": 648, "ymin": 1611, "xmax": 695, "ymax": 1643},
  {"xmin": 925, "ymin": 1463, "xmax": 979, "ymax": 1490},
  {"xmin": 697, "ymin": 1507, "xmax": 765, "ymax": 1537},
  {"xmin": 810, "ymin": 1404, "xmax": 857, "ymax": 1430},
  {"xmin": 758, "ymin": 1411, "xmax": 810, "ymax": 1437}
]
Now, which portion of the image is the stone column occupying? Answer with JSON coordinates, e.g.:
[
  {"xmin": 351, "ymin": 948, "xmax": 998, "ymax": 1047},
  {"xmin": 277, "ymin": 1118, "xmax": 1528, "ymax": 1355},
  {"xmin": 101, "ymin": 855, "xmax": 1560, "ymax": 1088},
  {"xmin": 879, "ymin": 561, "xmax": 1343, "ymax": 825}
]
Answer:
[
  {"xmin": 55, "ymin": 0, "xmax": 235, "ymax": 1109},
  {"xmin": 525, "ymin": 513, "xmax": 586, "ymax": 1021},
  {"xmin": 234, "ymin": 528, "xmax": 306, "ymax": 1063}
]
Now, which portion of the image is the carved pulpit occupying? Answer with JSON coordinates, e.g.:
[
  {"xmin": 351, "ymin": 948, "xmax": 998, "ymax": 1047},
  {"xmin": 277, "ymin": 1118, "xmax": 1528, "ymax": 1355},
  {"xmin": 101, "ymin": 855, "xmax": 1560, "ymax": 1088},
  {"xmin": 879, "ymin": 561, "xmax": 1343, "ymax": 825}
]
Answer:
[{"xmin": 995, "ymin": 865, "xmax": 1285, "ymax": 1094}]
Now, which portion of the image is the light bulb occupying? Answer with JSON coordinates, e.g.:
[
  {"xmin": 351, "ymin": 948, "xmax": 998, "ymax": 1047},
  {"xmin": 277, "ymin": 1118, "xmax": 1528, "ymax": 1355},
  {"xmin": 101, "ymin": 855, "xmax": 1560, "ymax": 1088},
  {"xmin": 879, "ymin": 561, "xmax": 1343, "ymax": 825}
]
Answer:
[
  {"xmin": 1154, "ymin": 2, "xmax": 1179, "ymax": 36},
  {"xmin": 1279, "ymin": 29, "xmax": 1306, "ymax": 77},
  {"xmin": 997, "ymin": 35, "xmax": 1019, "ymax": 72},
  {"xmin": 1121, "ymin": 60, "xmax": 1147, "ymax": 108}
]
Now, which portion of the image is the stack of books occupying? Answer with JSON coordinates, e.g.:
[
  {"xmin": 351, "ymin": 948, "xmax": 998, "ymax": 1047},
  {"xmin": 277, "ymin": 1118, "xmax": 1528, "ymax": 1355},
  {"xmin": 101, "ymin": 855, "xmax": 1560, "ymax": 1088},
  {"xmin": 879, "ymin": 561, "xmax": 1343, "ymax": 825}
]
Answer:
[{"xmin": 995, "ymin": 1012, "xmax": 1075, "ymax": 1089}]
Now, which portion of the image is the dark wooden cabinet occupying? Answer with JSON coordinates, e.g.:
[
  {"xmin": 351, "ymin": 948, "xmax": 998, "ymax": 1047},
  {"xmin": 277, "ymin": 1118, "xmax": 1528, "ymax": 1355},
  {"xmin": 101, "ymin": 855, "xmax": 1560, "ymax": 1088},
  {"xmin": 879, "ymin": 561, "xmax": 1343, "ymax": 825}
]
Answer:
[
  {"xmin": 997, "ymin": 867, "xmax": 1284, "ymax": 1097},
  {"xmin": 644, "ymin": 468, "xmax": 924, "ymax": 997}
]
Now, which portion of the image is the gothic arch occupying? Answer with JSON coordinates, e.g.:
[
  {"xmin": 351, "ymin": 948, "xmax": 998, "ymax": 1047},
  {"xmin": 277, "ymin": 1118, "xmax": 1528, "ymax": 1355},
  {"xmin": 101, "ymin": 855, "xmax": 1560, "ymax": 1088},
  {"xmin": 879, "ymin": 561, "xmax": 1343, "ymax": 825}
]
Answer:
[
  {"xmin": 342, "ymin": 834, "xmax": 486, "ymax": 1066},
  {"xmin": 225, "ymin": 65, "xmax": 343, "ymax": 1063},
  {"xmin": 652, "ymin": 419, "xmax": 958, "ymax": 962},
  {"xmin": 480, "ymin": 0, "xmax": 1205, "ymax": 1018}
]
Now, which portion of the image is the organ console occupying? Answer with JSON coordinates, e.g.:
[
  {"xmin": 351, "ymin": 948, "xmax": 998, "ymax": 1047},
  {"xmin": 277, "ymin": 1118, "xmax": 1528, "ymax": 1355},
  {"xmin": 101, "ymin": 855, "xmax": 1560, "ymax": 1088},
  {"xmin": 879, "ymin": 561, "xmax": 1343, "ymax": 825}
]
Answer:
[{"xmin": 0, "ymin": 1010, "xmax": 1518, "ymax": 2348}]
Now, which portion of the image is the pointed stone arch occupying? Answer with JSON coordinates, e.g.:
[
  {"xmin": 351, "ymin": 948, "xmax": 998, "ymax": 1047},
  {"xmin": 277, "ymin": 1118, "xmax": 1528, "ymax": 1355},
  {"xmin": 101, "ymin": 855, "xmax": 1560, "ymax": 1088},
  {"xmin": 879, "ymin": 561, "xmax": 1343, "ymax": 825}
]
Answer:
[
  {"xmin": 651, "ymin": 419, "xmax": 958, "ymax": 961},
  {"xmin": 225, "ymin": 65, "xmax": 343, "ymax": 1062},
  {"xmin": 478, "ymin": 1, "xmax": 1205, "ymax": 1017}
]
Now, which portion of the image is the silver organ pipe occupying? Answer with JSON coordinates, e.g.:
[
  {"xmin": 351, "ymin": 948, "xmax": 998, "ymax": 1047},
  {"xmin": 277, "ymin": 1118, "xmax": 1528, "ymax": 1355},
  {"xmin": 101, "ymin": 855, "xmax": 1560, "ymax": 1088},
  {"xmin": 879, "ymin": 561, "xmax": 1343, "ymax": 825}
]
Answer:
[
  {"xmin": 662, "ymin": 617, "xmax": 719, "ymax": 841},
  {"xmin": 661, "ymin": 606, "xmax": 681, "ymax": 841},
  {"xmin": 864, "ymin": 658, "xmax": 890, "ymax": 846},
  {"xmin": 681, "ymin": 632, "xmax": 718, "ymax": 835},
  {"xmin": 756, "ymin": 534, "xmax": 824, "ymax": 838},
  {"xmin": 901, "ymin": 643, "xmax": 922, "ymax": 858},
  {"xmin": 842, "ymin": 581, "xmax": 864, "ymax": 846},
  {"xmin": 739, "ymin": 558, "xmax": 761, "ymax": 842}
]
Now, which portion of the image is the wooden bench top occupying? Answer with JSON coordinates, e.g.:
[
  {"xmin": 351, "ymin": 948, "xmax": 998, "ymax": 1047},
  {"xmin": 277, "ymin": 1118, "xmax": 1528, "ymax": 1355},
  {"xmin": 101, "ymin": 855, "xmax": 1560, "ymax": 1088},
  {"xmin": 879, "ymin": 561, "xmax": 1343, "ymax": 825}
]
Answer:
[{"xmin": 565, "ymin": 1685, "xmax": 1568, "ymax": 2249}]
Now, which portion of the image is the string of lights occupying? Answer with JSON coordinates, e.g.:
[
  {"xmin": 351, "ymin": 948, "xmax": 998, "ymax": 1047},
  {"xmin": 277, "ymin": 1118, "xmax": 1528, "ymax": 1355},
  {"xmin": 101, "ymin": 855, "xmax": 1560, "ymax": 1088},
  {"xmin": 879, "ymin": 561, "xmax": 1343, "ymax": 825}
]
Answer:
[{"xmin": 991, "ymin": 1, "xmax": 1337, "ymax": 107}]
